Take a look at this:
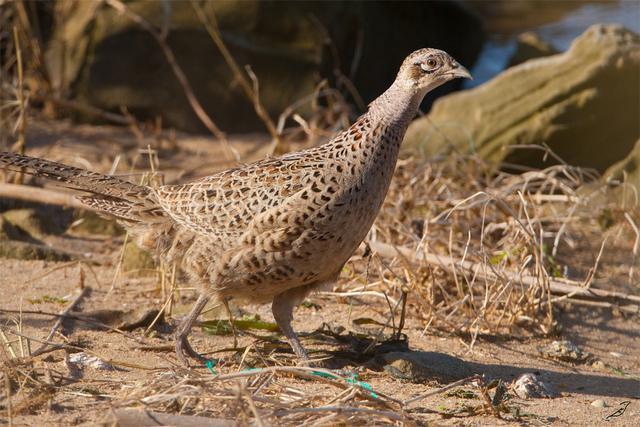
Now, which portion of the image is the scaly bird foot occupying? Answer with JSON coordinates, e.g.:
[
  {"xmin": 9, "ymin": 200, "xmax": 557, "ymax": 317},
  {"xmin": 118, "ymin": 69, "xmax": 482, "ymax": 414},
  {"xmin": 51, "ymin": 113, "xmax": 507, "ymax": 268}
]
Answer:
[{"xmin": 175, "ymin": 333, "xmax": 207, "ymax": 367}]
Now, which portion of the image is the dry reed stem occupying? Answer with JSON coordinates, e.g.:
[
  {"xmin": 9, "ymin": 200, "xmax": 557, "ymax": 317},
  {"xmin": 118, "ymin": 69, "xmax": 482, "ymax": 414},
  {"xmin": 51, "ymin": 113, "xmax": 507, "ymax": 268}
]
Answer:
[
  {"xmin": 190, "ymin": 0, "xmax": 282, "ymax": 153},
  {"xmin": 103, "ymin": 0, "xmax": 239, "ymax": 163}
]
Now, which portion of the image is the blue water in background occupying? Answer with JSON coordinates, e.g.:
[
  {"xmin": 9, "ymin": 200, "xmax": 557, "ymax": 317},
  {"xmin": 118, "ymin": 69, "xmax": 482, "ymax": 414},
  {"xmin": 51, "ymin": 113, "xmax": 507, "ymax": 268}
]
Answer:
[{"xmin": 467, "ymin": 1, "xmax": 640, "ymax": 88}]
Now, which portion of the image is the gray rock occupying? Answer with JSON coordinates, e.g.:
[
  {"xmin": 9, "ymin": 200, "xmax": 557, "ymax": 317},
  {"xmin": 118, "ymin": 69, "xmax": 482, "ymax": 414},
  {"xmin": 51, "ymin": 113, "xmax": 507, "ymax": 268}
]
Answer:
[
  {"xmin": 467, "ymin": 1, "xmax": 588, "ymax": 35},
  {"xmin": 542, "ymin": 340, "xmax": 591, "ymax": 363},
  {"xmin": 513, "ymin": 373, "xmax": 557, "ymax": 399},
  {"xmin": 68, "ymin": 352, "xmax": 114, "ymax": 370},
  {"xmin": 404, "ymin": 24, "xmax": 640, "ymax": 173},
  {"xmin": 45, "ymin": 0, "xmax": 484, "ymax": 133},
  {"xmin": 2, "ymin": 208, "xmax": 50, "ymax": 238},
  {"xmin": 382, "ymin": 351, "xmax": 473, "ymax": 383}
]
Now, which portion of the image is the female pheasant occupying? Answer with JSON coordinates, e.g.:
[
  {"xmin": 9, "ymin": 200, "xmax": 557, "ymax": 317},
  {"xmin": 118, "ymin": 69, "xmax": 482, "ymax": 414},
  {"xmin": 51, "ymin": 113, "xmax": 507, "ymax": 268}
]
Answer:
[{"xmin": 0, "ymin": 48, "xmax": 470, "ymax": 365}]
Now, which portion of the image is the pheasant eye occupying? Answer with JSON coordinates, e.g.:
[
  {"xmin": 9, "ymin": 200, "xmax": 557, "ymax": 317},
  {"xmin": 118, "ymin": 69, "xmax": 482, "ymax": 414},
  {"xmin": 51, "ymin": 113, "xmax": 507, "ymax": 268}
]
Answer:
[{"xmin": 420, "ymin": 58, "xmax": 439, "ymax": 72}]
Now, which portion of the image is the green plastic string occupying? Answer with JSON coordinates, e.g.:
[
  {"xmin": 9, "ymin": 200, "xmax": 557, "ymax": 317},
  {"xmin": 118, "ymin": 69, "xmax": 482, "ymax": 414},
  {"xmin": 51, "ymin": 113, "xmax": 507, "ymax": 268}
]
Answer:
[
  {"xmin": 344, "ymin": 373, "xmax": 379, "ymax": 399},
  {"xmin": 205, "ymin": 359, "xmax": 217, "ymax": 375},
  {"xmin": 309, "ymin": 370, "xmax": 378, "ymax": 399},
  {"xmin": 204, "ymin": 363, "xmax": 378, "ymax": 399}
]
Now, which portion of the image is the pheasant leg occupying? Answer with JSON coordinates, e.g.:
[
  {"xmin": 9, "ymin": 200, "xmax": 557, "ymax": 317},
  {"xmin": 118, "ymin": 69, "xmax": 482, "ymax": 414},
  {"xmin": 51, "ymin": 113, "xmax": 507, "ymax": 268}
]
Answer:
[
  {"xmin": 272, "ymin": 293, "xmax": 309, "ymax": 362},
  {"xmin": 175, "ymin": 293, "xmax": 210, "ymax": 366}
]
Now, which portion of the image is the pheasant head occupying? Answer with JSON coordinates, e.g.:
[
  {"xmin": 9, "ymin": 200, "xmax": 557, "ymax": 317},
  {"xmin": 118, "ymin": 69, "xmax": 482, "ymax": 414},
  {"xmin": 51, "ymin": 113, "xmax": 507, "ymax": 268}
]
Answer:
[{"xmin": 397, "ymin": 48, "xmax": 472, "ymax": 94}]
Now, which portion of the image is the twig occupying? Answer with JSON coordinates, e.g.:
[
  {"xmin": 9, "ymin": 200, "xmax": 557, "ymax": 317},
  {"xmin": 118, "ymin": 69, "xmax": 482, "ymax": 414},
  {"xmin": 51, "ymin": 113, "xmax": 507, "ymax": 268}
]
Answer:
[
  {"xmin": 222, "ymin": 298, "xmax": 239, "ymax": 350},
  {"xmin": 31, "ymin": 286, "xmax": 90, "ymax": 357},
  {"xmin": 319, "ymin": 291, "xmax": 398, "ymax": 306},
  {"xmin": 557, "ymin": 298, "xmax": 639, "ymax": 314},
  {"xmin": 190, "ymin": 1, "xmax": 281, "ymax": 152},
  {"xmin": 108, "ymin": 232, "xmax": 129, "ymax": 296},
  {"xmin": 26, "ymin": 260, "xmax": 103, "ymax": 289},
  {"xmin": 1, "ymin": 327, "xmax": 157, "ymax": 370},
  {"xmin": 0, "ymin": 308, "xmax": 146, "ymax": 341},
  {"xmin": 145, "ymin": 281, "xmax": 174, "ymax": 335},
  {"xmin": 240, "ymin": 381, "xmax": 266, "ymax": 427},
  {"xmin": 4, "ymin": 366, "xmax": 12, "ymax": 427},
  {"xmin": 0, "ymin": 328, "xmax": 17, "ymax": 359},
  {"xmin": 273, "ymin": 405, "xmax": 406, "ymax": 421},
  {"xmin": 11, "ymin": 26, "xmax": 26, "ymax": 184},
  {"xmin": 31, "ymin": 94, "xmax": 130, "ymax": 125},
  {"xmin": 550, "ymin": 238, "xmax": 606, "ymax": 304},
  {"xmin": 0, "ymin": 182, "xmax": 96, "ymax": 210},
  {"xmin": 245, "ymin": 65, "xmax": 283, "ymax": 153},
  {"xmin": 403, "ymin": 375, "xmax": 480, "ymax": 407},
  {"xmin": 396, "ymin": 289, "xmax": 408, "ymax": 340},
  {"xmin": 103, "ymin": 0, "xmax": 239, "ymax": 162},
  {"xmin": 369, "ymin": 241, "xmax": 640, "ymax": 306},
  {"xmin": 477, "ymin": 376, "xmax": 501, "ymax": 418}
]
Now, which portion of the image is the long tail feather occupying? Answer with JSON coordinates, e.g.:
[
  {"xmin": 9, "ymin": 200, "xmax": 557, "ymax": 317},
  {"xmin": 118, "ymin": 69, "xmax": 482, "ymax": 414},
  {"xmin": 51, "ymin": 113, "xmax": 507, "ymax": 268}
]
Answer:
[{"xmin": 0, "ymin": 151, "xmax": 165, "ymax": 222}]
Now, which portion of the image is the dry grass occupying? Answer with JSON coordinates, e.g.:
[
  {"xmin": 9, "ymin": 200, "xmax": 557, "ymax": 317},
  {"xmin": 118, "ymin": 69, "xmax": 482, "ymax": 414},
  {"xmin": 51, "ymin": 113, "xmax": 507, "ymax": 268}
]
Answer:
[
  {"xmin": 0, "ymin": 334, "xmax": 510, "ymax": 425},
  {"xmin": 360, "ymin": 151, "xmax": 638, "ymax": 345}
]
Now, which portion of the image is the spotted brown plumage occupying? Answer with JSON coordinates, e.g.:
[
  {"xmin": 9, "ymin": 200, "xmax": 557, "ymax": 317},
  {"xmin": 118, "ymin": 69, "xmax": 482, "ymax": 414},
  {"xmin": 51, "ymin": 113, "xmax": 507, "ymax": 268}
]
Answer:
[{"xmin": 0, "ymin": 48, "xmax": 471, "ymax": 365}]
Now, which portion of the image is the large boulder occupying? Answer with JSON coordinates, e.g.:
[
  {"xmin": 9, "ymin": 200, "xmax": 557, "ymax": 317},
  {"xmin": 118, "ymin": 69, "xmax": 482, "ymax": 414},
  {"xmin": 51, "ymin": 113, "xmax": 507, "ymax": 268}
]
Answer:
[
  {"xmin": 45, "ymin": 0, "xmax": 483, "ymax": 133},
  {"xmin": 404, "ymin": 24, "xmax": 640, "ymax": 173}
]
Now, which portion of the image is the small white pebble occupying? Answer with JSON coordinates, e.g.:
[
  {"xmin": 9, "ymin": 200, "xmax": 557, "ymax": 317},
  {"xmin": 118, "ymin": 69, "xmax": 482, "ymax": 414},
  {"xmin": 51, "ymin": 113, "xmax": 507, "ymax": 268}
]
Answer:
[
  {"xmin": 591, "ymin": 399, "xmax": 606, "ymax": 408},
  {"xmin": 68, "ymin": 352, "xmax": 114, "ymax": 370},
  {"xmin": 609, "ymin": 351, "xmax": 623, "ymax": 358}
]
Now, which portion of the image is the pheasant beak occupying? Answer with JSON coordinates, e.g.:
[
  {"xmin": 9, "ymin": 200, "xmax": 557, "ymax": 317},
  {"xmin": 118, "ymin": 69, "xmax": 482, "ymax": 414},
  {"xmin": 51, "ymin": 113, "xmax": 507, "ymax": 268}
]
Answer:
[{"xmin": 448, "ymin": 62, "xmax": 472, "ymax": 80}]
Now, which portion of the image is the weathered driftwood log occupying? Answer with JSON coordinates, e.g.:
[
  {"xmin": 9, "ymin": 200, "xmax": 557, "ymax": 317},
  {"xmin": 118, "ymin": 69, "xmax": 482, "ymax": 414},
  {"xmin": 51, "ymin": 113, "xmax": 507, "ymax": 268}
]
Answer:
[
  {"xmin": 404, "ymin": 24, "xmax": 640, "ymax": 173},
  {"xmin": 369, "ymin": 241, "xmax": 640, "ymax": 313}
]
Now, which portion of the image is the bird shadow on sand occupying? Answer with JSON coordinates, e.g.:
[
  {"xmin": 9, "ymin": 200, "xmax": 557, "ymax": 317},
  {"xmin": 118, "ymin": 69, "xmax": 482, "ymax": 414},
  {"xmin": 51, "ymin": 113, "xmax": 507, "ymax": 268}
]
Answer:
[{"xmin": 302, "ymin": 327, "xmax": 640, "ymax": 400}]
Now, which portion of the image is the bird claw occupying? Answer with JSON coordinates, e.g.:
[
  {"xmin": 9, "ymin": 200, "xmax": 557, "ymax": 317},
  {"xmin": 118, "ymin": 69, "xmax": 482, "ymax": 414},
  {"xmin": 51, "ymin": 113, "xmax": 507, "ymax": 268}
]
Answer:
[{"xmin": 175, "ymin": 334, "xmax": 206, "ymax": 367}]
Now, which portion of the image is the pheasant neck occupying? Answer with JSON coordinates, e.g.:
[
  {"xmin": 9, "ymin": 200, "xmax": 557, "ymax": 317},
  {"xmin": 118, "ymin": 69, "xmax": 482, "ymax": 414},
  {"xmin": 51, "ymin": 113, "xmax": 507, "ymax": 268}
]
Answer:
[{"xmin": 367, "ymin": 80, "xmax": 425, "ymax": 130}]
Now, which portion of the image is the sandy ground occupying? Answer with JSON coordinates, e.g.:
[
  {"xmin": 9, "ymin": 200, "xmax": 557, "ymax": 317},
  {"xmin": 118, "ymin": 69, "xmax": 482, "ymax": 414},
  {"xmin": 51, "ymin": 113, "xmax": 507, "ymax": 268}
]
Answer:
[{"xmin": 0, "ymin": 254, "xmax": 638, "ymax": 426}]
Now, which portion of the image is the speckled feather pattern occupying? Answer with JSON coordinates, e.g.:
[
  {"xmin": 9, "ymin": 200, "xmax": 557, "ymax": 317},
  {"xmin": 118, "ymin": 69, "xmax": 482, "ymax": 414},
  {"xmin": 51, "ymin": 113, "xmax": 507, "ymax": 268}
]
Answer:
[
  {"xmin": 0, "ymin": 109, "xmax": 407, "ymax": 305},
  {"xmin": 0, "ymin": 48, "xmax": 463, "ymax": 309},
  {"xmin": 154, "ymin": 111, "xmax": 410, "ymax": 303}
]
